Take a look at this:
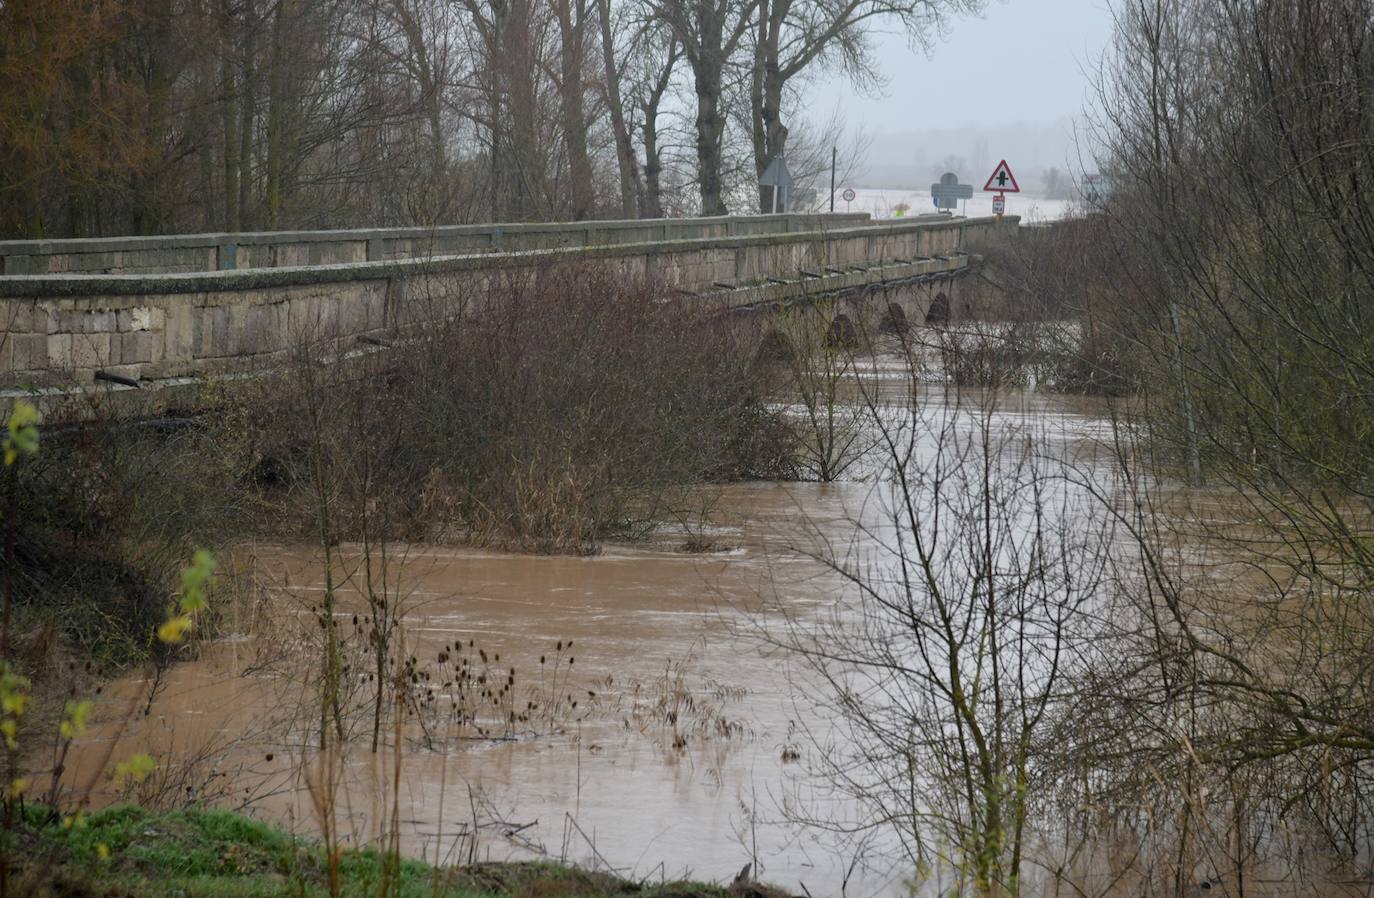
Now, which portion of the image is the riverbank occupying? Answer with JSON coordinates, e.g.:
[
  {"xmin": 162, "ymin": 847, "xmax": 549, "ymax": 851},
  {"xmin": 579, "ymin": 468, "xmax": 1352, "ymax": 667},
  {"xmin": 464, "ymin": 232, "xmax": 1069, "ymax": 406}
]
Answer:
[{"xmin": 13, "ymin": 803, "xmax": 788, "ymax": 898}]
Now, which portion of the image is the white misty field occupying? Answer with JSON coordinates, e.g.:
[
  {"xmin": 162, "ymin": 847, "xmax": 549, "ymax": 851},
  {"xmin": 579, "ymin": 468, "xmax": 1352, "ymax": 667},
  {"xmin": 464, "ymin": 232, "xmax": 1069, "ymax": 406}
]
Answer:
[{"xmin": 835, "ymin": 186, "xmax": 1077, "ymax": 222}]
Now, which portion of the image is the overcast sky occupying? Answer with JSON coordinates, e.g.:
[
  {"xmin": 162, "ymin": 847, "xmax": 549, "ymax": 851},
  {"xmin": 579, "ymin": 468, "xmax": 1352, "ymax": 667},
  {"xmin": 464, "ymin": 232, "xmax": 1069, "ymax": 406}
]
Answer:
[
  {"xmin": 808, "ymin": 0, "xmax": 1117, "ymax": 185},
  {"xmin": 811, "ymin": 0, "xmax": 1116, "ymax": 130}
]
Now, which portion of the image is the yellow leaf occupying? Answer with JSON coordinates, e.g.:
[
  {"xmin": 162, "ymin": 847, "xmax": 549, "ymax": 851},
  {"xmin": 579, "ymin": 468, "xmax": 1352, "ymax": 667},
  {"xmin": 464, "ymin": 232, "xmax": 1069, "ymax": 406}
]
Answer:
[
  {"xmin": 3, "ymin": 400, "xmax": 40, "ymax": 466},
  {"xmin": 157, "ymin": 615, "xmax": 192, "ymax": 643},
  {"xmin": 1, "ymin": 692, "xmax": 29, "ymax": 716},
  {"xmin": 113, "ymin": 753, "xmax": 157, "ymax": 785},
  {"xmin": 61, "ymin": 700, "xmax": 92, "ymax": 740}
]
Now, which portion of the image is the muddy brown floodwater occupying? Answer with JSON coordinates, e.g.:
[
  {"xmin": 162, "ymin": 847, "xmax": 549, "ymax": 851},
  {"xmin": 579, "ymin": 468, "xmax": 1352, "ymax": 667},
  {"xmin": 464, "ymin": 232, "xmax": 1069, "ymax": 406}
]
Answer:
[{"xmin": 61, "ymin": 386, "xmax": 1113, "ymax": 898}]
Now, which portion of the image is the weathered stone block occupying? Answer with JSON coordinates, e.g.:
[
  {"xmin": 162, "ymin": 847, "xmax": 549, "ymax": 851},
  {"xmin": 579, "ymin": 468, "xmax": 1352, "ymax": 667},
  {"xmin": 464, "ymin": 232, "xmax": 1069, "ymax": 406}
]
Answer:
[
  {"xmin": 361, "ymin": 287, "xmax": 386, "ymax": 331},
  {"xmin": 23, "ymin": 334, "xmax": 43, "ymax": 370},
  {"xmin": 117, "ymin": 307, "xmax": 152, "ymax": 331},
  {"xmin": 0, "ymin": 303, "xmax": 33, "ymax": 334},
  {"xmin": 191, "ymin": 305, "xmax": 207, "ymax": 357},
  {"xmin": 118, "ymin": 331, "xmax": 153, "ymax": 365},
  {"xmin": 46, "ymin": 334, "xmax": 73, "ymax": 369},
  {"xmin": 209, "ymin": 305, "xmax": 231, "ymax": 357},
  {"xmin": 163, "ymin": 305, "xmax": 193, "ymax": 367},
  {"xmin": 59, "ymin": 308, "xmax": 114, "ymax": 333},
  {"xmin": 5, "ymin": 335, "xmax": 27, "ymax": 371},
  {"xmin": 71, "ymin": 333, "xmax": 110, "ymax": 369}
]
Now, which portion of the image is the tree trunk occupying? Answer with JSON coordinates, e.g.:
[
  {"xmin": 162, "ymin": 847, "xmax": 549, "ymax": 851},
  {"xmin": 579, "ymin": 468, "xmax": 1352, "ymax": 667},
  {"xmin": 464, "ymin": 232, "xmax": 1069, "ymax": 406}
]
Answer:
[
  {"xmin": 193, "ymin": 0, "xmax": 217, "ymax": 230},
  {"xmin": 264, "ymin": 0, "xmax": 291, "ymax": 228},
  {"xmin": 639, "ymin": 37, "xmax": 677, "ymax": 219},
  {"xmin": 392, "ymin": 0, "xmax": 449, "ymax": 221},
  {"xmin": 222, "ymin": 47, "xmax": 240, "ymax": 231},
  {"xmin": 752, "ymin": 0, "xmax": 788, "ymax": 212},
  {"xmin": 498, "ymin": 0, "xmax": 540, "ymax": 219},
  {"xmin": 750, "ymin": 0, "xmax": 767, "ymax": 211},
  {"xmin": 237, "ymin": 0, "xmax": 255, "ymax": 228},
  {"xmin": 133, "ymin": 0, "xmax": 175, "ymax": 234},
  {"xmin": 643, "ymin": 105, "xmax": 664, "ymax": 218},
  {"xmin": 692, "ymin": 58, "xmax": 727, "ymax": 216},
  {"xmin": 596, "ymin": 0, "xmax": 640, "ymax": 218},
  {"xmin": 554, "ymin": 0, "xmax": 594, "ymax": 219}
]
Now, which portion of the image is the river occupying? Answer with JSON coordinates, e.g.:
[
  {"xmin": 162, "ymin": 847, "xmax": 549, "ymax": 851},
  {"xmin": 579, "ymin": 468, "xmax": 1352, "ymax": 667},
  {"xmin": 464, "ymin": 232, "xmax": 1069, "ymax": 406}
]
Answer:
[{"xmin": 61, "ymin": 380, "xmax": 1115, "ymax": 898}]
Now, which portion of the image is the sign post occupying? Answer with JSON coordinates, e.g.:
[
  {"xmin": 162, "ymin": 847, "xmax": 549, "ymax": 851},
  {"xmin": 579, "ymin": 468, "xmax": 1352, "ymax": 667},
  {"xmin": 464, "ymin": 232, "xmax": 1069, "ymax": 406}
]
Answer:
[
  {"xmin": 760, "ymin": 156, "xmax": 794, "ymax": 214},
  {"xmin": 930, "ymin": 172, "xmax": 974, "ymax": 213},
  {"xmin": 982, "ymin": 159, "xmax": 1020, "ymax": 223}
]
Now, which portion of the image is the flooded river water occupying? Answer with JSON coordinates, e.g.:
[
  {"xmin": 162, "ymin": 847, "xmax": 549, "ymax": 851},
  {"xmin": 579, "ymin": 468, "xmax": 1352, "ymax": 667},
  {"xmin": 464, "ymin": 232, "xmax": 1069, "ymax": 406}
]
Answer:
[{"xmin": 64, "ymin": 384, "xmax": 1114, "ymax": 897}]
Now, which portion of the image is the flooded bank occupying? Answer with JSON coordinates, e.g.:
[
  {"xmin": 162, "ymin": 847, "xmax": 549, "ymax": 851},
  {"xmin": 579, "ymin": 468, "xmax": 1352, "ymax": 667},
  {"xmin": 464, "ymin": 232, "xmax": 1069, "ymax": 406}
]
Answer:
[{"xmin": 61, "ymin": 385, "xmax": 1114, "ymax": 898}]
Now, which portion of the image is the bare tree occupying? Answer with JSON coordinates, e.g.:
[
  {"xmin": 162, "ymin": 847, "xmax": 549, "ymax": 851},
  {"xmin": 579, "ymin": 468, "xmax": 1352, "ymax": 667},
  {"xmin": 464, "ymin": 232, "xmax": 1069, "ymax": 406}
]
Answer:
[
  {"xmin": 596, "ymin": 0, "xmax": 645, "ymax": 216},
  {"xmin": 654, "ymin": 0, "xmax": 757, "ymax": 214},
  {"xmin": 768, "ymin": 359, "xmax": 1111, "ymax": 895},
  {"xmin": 747, "ymin": 0, "xmax": 982, "ymax": 211}
]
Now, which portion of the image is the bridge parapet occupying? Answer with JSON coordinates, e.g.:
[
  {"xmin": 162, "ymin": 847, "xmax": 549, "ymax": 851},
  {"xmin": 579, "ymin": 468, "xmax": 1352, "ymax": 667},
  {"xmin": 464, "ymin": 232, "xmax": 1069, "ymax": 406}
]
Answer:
[
  {"xmin": 0, "ymin": 214, "xmax": 1014, "ymax": 391},
  {"xmin": 0, "ymin": 212, "xmax": 894, "ymax": 277}
]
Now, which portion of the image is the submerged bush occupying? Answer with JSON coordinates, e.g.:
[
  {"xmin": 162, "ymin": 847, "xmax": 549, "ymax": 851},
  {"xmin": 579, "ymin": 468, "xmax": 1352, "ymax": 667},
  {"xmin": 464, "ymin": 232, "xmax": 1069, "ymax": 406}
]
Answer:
[
  {"xmin": 229, "ymin": 261, "xmax": 794, "ymax": 552},
  {"xmin": 2, "ymin": 413, "xmax": 240, "ymax": 668}
]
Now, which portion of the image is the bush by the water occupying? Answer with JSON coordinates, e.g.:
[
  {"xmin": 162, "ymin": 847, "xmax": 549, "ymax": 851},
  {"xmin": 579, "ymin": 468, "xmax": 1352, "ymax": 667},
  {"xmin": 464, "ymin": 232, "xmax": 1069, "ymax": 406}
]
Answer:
[
  {"xmin": 228, "ymin": 261, "xmax": 794, "ymax": 553},
  {"xmin": 2, "ymin": 412, "xmax": 241, "ymax": 668}
]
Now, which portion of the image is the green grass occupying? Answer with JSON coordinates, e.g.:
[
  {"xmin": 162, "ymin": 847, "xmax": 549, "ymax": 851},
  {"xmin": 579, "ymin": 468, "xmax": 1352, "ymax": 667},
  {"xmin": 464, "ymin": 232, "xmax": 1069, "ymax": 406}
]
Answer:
[{"xmin": 9, "ymin": 804, "xmax": 739, "ymax": 898}]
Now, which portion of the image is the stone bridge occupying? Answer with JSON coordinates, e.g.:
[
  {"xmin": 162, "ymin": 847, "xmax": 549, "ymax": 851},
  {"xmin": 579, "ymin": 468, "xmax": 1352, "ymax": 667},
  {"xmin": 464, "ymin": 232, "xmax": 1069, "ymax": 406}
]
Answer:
[{"xmin": 0, "ymin": 211, "xmax": 1013, "ymax": 399}]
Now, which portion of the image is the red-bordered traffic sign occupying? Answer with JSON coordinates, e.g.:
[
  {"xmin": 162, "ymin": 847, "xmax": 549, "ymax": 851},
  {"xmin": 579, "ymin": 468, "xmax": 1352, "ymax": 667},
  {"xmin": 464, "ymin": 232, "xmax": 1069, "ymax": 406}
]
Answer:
[
  {"xmin": 983, "ymin": 160, "xmax": 1020, "ymax": 193},
  {"xmin": 992, "ymin": 194, "xmax": 1007, "ymax": 215},
  {"xmin": 841, "ymin": 187, "xmax": 856, "ymax": 202}
]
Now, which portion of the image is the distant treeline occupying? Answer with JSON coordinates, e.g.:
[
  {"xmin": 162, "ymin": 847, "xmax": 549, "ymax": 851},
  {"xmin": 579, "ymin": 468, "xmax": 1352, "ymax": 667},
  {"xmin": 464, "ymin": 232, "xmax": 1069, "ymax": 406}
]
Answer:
[{"xmin": 0, "ymin": 0, "xmax": 982, "ymax": 238}]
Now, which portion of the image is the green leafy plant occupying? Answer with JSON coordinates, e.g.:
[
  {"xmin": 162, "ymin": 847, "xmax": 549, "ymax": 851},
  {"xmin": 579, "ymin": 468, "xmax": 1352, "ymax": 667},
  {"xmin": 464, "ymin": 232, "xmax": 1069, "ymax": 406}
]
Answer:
[{"xmin": 0, "ymin": 398, "xmax": 216, "ymax": 895}]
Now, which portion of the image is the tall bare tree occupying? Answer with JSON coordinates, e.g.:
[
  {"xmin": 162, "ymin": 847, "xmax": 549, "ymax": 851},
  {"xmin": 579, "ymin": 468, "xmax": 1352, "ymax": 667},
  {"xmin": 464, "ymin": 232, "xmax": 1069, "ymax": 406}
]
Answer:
[
  {"xmin": 655, "ymin": 0, "xmax": 757, "ymax": 214},
  {"xmin": 749, "ymin": 0, "xmax": 982, "ymax": 211}
]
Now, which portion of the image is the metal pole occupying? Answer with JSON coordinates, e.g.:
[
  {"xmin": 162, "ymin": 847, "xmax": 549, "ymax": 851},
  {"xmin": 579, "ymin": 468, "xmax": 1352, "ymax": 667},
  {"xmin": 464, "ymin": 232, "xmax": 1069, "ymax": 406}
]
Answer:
[{"xmin": 829, "ymin": 146, "xmax": 837, "ymax": 212}]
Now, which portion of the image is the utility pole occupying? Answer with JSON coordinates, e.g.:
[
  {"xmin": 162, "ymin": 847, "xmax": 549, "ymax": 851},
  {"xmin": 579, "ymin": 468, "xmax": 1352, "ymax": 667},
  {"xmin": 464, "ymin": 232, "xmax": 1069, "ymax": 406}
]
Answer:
[{"xmin": 829, "ymin": 146, "xmax": 837, "ymax": 212}]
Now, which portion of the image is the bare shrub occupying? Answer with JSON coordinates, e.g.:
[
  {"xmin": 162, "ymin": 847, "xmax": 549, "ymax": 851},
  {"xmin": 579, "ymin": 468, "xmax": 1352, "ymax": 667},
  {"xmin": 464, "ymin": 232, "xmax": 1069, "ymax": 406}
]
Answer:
[
  {"xmin": 222, "ymin": 261, "xmax": 790, "ymax": 554},
  {"xmin": 766, "ymin": 303, "xmax": 876, "ymax": 482},
  {"xmin": 388, "ymin": 261, "xmax": 792, "ymax": 551},
  {"xmin": 765, "ymin": 367, "xmax": 1113, "ymax": 895},
  {"xmin": 3, "ymin": 404, "xmax": 244, "ymax": 669}
]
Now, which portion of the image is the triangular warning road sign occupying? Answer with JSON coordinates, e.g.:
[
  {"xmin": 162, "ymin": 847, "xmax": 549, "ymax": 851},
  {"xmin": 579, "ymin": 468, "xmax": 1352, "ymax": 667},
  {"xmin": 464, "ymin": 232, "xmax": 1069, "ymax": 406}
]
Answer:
[{"xmin": 982, "ymin": 160, "xmax": 1020, "ymax": 193}]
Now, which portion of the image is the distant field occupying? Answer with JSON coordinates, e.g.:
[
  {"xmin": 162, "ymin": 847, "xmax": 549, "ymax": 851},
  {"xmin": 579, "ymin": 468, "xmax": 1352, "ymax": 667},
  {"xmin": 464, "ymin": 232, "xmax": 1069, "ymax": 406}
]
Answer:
[{"xmin": 829, "ymin": 186, "xmax": 1078, "ymax": 222}]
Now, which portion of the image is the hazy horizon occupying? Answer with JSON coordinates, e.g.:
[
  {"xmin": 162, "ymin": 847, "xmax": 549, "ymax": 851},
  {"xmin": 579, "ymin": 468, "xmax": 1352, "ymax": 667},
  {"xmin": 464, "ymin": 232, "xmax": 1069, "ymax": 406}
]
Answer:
[{"xmin": 809, "ymin": 0, "xmax": 1116, "ymax": 191}]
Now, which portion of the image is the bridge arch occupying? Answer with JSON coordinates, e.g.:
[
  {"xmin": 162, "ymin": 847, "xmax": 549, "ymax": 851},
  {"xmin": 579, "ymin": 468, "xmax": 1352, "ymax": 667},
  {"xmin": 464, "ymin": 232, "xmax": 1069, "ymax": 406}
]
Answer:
[
  {"xmin": 755, "ymin": 328, "xmax": 795, "ymax": 364},
  {"xmin": 826, "ymin": 314, "xmax": 859, "ymax": 350},
  {"xmin": 879, "ymin": 302, "xmax": 910, "ymax": 335},
  {"xmin": 926, "ymin": 292, "xmax": 951, "ymax": 326}
]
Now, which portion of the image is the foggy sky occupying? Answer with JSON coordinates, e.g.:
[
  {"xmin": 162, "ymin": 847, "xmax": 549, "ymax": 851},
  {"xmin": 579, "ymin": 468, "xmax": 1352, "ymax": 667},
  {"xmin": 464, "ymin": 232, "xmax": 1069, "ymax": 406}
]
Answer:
[{"xmin": 809, "ymin": 0, "xmax": 1117, "ymax": 186}]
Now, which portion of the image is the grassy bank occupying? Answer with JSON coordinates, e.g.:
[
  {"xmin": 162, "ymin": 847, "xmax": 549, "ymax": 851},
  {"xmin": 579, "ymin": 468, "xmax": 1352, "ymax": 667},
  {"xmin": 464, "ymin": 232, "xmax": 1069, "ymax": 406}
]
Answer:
[{"xmin": 12, "ymin": 803, "xmax": 776, "ymax": 898}]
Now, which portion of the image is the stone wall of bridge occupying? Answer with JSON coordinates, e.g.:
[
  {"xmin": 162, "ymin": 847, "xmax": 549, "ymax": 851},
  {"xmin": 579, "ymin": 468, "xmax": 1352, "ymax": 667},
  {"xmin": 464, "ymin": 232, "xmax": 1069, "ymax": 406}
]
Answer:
[
  {"xmin": 0, "ymin": 213, "xmax": 880, "ymax": 276},
  {"xmin": 0, "ymin": 214, "xmax": 1014, "ymax": 391}
]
